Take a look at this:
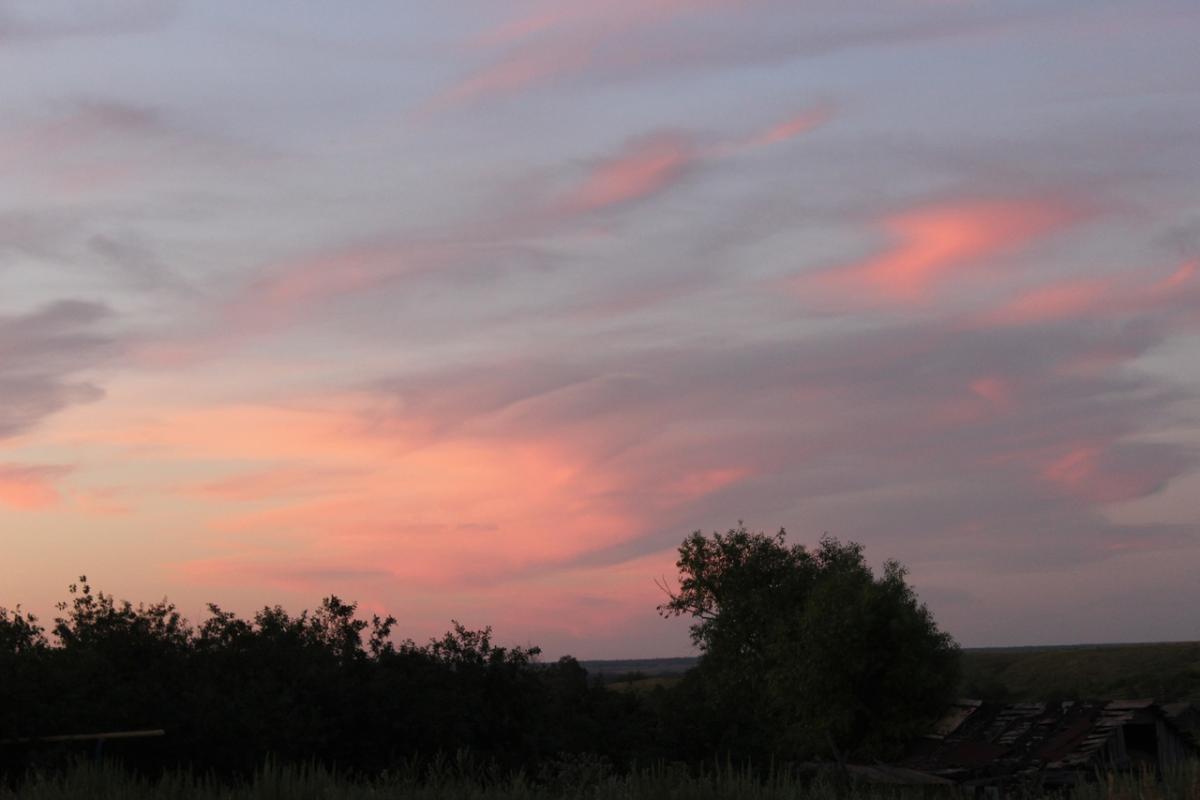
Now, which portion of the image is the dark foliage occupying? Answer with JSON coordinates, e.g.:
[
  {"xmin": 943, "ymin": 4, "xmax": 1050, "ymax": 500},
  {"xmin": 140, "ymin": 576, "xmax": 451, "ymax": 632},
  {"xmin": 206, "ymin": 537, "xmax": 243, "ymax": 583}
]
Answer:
[
  {"xmin": 1, "ymin": 527, "xmax": 960, "ymax": 777},
  {"xmin": 658, "ymin": 525, "xmax": 962, "ymax": 762},
  {"xmin": 0, "ymin": 579, "xmax": 649, "ymax": 777}
]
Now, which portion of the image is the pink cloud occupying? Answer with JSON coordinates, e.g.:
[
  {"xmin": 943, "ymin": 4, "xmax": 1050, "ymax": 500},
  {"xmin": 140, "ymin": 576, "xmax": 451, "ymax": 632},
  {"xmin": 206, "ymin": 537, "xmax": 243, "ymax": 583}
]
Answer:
[
  {"xmin": 980, "ymin": 258, "xmax": 1199, "ymax": 329},
  {"xmin": 434, "ymin": 0, "xmax": 751, "ymax": 112},
  {"xmin": 0, "ymin": 102, "xmax": 207, "ymax": 197},
  {"xmin": 0, "ymin": 464, "xmax": 68, "ymax": 510},
  {"xmin": 472, "ymin": 0, "xmax": 741, "ymax": 47},
  {"xmin": 188, "ymin": 466, "xmax": 363, "ymax": 503},
  {"xmin": 423, "ymin": 46, "xmax": 592, "ymax": 115},
  {"xmin": 658, "ymin": 466, "xmax": 753, "ymax": 507},
  {"xmin": 218, "ymin": 242, "xmax": 459, "ymax": 336},
  {"xmin": 172, "ymin": 556, "xmax": 395, "ymax": 595},
  {"xmin": 132, "ymin": 103, "xmax": 830, "ymax": 362},
  {"xmin": 1038, "ymin": 444, "xmax": 1167, "ymax": 504},
  {"xmin": 1150, "ymin": 258, "xmax": 1198, "ymax": 296},
  {"xmin": 562, "ymin": 133, "xmax": 696, "ymax": 213},
  {"xmin": 558, "ymin": 106, "xmax": 829, "ymax": 214},
  {"xmin": 472, "ymin": 9, "xmax": 572, "ymax": 47},
  {"xmin": 930, "ymin": 375, "xmax": 1018, "ymax": 425},
  {"xmin": 969, "ymin": 376, "xmax": 1014, "ymax": 408},
  {"xmin": 77, "ymin": 388, "xmax": 755, "ymax": 593},
  {"xmin": 74, "ymin": 488, "xmax": 132, "ymax": 516},
  {"xmin": 808, "ymin": 198, "xmax": 1082, "ymax": 305},
  {"xmin": 986, "ymin": 277, "xmax": 1113, "ymax": 325},
  {"xmin": 731, "ymin": 105, "xmax": 833, "ymax": 151}
]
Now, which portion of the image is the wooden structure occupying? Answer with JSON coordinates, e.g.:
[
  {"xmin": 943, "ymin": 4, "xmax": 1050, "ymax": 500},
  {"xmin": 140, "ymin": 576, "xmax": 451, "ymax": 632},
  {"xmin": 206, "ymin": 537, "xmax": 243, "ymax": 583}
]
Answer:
[
  {"xmin": 0, "ymin": 729, "xmax": 165, "ymax": 760},
  {"xmin": 855, "ymin": 700, "xmax": 1198, "ymax": 795}
]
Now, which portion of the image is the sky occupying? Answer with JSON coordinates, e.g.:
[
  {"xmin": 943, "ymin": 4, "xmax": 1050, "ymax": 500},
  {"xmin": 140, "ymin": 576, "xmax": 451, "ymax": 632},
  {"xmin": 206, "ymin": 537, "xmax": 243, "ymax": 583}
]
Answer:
[{"xmin": 1, "ymin": 0, "xmax": 1198, "ymax": 659}]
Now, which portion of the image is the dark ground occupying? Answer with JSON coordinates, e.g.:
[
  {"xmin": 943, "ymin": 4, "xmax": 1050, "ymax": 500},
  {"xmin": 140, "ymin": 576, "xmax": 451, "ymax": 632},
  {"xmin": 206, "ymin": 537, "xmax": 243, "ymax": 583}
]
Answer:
[{"xmin": 584, "ymin": 641, "xmax": 1200, "ymax": 703}]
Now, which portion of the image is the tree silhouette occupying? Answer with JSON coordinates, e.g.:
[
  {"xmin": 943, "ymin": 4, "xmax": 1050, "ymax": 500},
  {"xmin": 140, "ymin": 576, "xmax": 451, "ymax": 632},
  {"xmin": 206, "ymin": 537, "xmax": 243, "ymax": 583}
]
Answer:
[{"xmin": 659, "ymin": 524, "xmax": 961, "ymax": 760}]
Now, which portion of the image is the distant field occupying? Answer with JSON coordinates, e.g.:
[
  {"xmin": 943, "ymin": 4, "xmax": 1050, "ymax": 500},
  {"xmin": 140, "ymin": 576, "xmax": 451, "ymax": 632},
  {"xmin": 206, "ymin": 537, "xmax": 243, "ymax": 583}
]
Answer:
[
  {"xmin": 577, "ymin": 657, "xmax": 697, "ymax": 683},
  {"xmin": 961, "ymin": 641, "xmax": 1200, "ymax": 704},
  {"xmin": 584, "ymin": 642, "xmax": 1200, "ymax": 703}
]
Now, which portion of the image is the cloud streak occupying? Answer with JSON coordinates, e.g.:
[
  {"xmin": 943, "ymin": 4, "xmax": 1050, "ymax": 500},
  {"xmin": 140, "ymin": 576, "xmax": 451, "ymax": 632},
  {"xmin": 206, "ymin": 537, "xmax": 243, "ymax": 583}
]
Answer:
[
  {"xmin": 0, "ymin": 301, "xmax": 113, "ymax": 440},
  {"xmin": 426, "ymin": 1, "xmax": 1060, "ymax": 115},
  {"xmin": 0, "ymin": 464, "xmax": 68, "ymax": 510},
  {"xmin": 803, "ymin": 198, "xmax": 1085, "ymax": 306}
]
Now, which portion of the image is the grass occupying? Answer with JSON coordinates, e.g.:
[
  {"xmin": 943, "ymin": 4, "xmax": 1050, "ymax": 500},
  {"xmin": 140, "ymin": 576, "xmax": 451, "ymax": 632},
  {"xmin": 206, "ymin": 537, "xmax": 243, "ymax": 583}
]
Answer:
[
  {"xmin": 962, "ymin": 641, "xmax": 1200, "ymax": 703},
  {"xmin": 3, "ymin": 760, "xmax": 1199, "ymax": 800}
]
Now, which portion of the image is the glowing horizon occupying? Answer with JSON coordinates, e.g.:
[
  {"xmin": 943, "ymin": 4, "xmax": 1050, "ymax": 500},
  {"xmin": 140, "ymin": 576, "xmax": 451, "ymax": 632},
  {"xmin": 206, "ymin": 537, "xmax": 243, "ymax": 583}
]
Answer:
[{"xmin": 2, "ymin": 1, "xmax": 1199, "ymax": 658}]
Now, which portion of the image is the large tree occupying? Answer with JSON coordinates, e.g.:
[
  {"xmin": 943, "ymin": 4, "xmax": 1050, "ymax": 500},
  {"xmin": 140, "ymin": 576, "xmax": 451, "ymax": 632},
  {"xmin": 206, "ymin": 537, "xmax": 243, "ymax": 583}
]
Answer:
[{"xmin": 659, "ymin": 524, "xmax": 960, "ymax": 760}]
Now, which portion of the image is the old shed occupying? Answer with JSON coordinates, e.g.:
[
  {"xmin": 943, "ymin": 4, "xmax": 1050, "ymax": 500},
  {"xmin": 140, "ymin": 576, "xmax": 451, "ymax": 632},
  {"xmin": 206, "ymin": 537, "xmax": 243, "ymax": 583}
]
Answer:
[{"xmin": 884, "ymin": 699, "xmax": 1197, "ymax": 793}]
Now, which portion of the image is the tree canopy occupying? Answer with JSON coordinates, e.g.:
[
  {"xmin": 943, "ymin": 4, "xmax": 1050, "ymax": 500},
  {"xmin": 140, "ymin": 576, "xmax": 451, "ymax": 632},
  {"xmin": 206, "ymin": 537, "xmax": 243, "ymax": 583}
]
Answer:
[
  {"xmin": 659, "ymin": 525, "xmax": 961, "ymax": 760},
  {"xmin": 2, "ymin": 530, "xmax": 961, "ymax": 777},
  {"xmin": 0, "ymin": 578, "xmax": 649, "ymax": 777}
]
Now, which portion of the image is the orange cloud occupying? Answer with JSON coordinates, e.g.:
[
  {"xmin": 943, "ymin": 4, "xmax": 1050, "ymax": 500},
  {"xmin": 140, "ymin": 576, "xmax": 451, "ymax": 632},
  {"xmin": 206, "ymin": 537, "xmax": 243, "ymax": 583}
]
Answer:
[
  {"xmin": 811, "ymin": 199, "xmax": 1080, "ymax": 304},
  {"xmin": 0, "ymin": 464, "xmax": 67, "ymax": 510},
  {"xmin": 73, "ymin": 394, "xmax": 750, "ymax": 591},
  {"xmin": 74, "ymin": 488, "xmax": 131, "ymax": 516},
  {"xmin": 188, "ymin": 467, "xmax": 363, "ymax": 503}
]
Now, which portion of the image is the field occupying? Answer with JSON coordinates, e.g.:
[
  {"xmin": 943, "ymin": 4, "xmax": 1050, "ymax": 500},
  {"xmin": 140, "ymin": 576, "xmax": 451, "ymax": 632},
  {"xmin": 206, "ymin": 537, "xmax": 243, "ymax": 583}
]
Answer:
[
  {"xmin": 577, "ymin": 657, "xmax": 698, "ymax": 682},
  {"xmin": 960, "ymin": 641, "xmax": 1200, "ymax": 704},
  {"xmin": 4, "ymin": 760, "xmax": 1199, "ymax": 800},
  {"xmin": 588, "ymin": 641, "xmax": 1200, "ymax": 703}
]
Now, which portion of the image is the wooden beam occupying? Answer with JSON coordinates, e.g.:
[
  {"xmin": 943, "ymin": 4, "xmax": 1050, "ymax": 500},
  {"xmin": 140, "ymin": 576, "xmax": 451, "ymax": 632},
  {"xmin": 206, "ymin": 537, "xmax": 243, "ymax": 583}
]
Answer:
[{"xmin": 0, "ymin": 729, "xmax": 165, "ymax": 745}]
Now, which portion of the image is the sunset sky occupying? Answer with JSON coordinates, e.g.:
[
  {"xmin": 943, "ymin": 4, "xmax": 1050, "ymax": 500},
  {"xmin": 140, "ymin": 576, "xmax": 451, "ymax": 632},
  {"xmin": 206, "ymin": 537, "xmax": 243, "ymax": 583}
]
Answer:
[{"xmin": 2, "ymin": 0, "xmax": 1199, "ymax": 658}]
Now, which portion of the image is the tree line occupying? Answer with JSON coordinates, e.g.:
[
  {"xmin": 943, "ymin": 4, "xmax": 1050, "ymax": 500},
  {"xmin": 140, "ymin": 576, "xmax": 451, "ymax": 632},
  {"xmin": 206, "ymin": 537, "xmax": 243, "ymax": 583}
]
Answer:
[{"xmin": 0, "ymin": 528, "xmax": 961, "ymax": 777}]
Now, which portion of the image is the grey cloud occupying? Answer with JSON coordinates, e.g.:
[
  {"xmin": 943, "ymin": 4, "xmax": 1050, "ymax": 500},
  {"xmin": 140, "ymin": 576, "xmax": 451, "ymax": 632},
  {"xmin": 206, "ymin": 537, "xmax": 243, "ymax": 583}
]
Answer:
[
  {"xmin": 0, "ymin": 212, "xmax": 76, "ymax": 264},
  {"xmin": 366, "ymin": 298, "xmax": 1198, "ymax": 584},
  {"xmin": 0, "ymin": 300, "xmax": 114, "ymax": 439},
  {"xmin": 88, "ymin": 232, "xmax": 194, "ymax": 294},
  {"xmin": 441, "ymin": 1, "xmax": 1087, "ymax": 112},
  {"xmin": 0, "ymin": 1, "xmax": 176, "ymax": 43}
]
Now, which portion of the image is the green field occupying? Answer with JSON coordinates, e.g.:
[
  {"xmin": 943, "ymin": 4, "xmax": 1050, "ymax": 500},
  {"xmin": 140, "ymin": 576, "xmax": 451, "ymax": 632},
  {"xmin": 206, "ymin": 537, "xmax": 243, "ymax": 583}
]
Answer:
[{"xmin": 589, "ymin": 641, "xmax": 1200, "ymax": 703}]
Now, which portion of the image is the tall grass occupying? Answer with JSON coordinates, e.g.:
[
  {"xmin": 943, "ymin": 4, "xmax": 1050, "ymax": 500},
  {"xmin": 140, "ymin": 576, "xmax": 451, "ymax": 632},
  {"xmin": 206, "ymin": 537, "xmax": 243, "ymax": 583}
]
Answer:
[{"xmin": 3, "ymin": 760, "xmax": 1199, "ymax": 799}]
